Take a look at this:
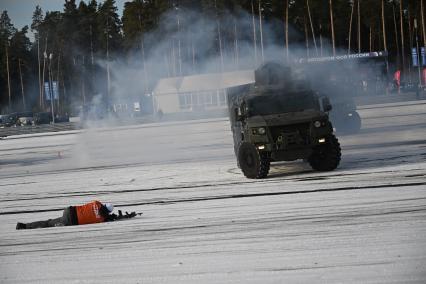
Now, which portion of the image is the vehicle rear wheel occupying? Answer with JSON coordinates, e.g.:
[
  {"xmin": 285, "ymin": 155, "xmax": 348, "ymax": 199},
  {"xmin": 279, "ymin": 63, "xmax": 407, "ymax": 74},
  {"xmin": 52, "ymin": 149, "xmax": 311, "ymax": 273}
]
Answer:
[
  {"xmin": 238, "ymin": 142, "xmax": 270, "ymax": 179},
  {"xmin": 308, "ymin": 134, "xmax": 341, "ymax": 171}
]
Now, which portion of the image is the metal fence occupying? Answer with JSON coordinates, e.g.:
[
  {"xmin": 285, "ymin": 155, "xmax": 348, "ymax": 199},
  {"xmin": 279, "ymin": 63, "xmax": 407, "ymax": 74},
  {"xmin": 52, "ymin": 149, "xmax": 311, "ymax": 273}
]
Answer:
[{"xmin": 0, "ymin": 122, "xmax": 81, "ymax": 138}]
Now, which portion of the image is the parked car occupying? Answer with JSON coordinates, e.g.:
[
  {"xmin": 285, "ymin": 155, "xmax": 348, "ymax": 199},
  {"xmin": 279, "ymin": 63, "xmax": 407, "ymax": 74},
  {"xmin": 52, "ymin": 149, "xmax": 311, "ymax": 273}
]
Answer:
[
  {"xmin": 55, "ymin": 115, "xmax": 70, "ymax": 123},
  {"xmin": 0, "ymin": 113, "xmax": 18, "ymax": 127},
  {"xmin": 34, "ymin": 112, "xmax": 52, "ymax": 125},
  {"xmin": 17, "ymin": 112, "xmax": 34, "ymax": 126}
]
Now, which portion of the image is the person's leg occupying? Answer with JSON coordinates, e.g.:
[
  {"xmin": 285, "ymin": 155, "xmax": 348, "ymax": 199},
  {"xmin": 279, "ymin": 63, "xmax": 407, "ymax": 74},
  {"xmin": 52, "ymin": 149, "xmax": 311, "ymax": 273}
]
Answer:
[{"xmin": 23, "ymin": 216, "xmax": 65, "ymax": 229}]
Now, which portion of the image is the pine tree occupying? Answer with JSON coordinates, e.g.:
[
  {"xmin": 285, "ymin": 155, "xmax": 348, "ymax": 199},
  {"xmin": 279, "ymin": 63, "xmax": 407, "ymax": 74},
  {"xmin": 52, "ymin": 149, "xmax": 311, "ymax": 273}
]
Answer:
[
  {"xmin": 0, "ymin": 11, "xmax": 17, "ymax": 109},
  {"xmin": 31, "ymin": 5, "xmax": 44, "ymax": 109},
  {"xmin": 98, "ymin": 0, "xmax": 122, "ymax": 57},
  {"xmin": 9, "ymin": 26, "xmax": 32, "ymax": 110}
]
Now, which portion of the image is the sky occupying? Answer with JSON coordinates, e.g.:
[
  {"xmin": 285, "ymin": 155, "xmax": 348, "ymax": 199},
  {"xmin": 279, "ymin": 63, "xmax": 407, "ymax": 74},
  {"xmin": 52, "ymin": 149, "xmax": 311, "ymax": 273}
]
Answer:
[{"xmin": 0, "ymin": 0, "xmax": 127, "ymax": 39}]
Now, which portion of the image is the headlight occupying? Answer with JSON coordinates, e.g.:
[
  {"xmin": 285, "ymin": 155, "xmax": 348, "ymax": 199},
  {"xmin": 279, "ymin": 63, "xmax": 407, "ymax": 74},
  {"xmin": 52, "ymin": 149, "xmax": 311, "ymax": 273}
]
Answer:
[
  {"xmin": 258, "ymin": 127, "xmax": 266, "ymax": 135},
  {"xmin": 314, "ymin": 121, "xmax": 321, "ymax": 128}
]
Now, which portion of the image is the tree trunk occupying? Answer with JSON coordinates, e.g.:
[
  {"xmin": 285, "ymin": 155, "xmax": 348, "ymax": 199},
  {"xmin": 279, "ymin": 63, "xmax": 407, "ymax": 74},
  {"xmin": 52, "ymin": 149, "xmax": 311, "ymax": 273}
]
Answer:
[
  {"xmin": 305, "ymin": 17, "xmax": 310, "ymax": 58},
  {"xmin": 369, "ymin": 25, "xmax": 372, "ymax": 52},
  {"xmin": 382, "ymin": 0, "xmax": 387, "ymax": 52},
  {"xmin": 5, "ymin": 44, "xmax": 11, "ymax": 110},
  {"xmin": 56, "ymin": 54, "xmax": 61, "ymax": 113},
  {"xmin": 141, "ymin": 38, "xmax": 149, "ymax": 93},
  {"xmin": 393, "ymin": 4, "xmax": 400, "ymax": 67},
  {"xmin": 139, "ymin": 14, "xmax": 149, "ymax": 93},
  {"xmin": 348, "ymin": 2, "xmax": 354, "ymax": 54},
  {"xmin": 329, "ymin": 0, "xmax": 336, "ymax": 56},
  {"xmin": 306, "ymin": 0, "xmax": 318, "ymax": 56},
  {"xmin": 106, "ymin": 17, "xmax": 110, "ymax": 107},
  {"xmin": 358, "ymin": 0, "xmax": 361, "ymax": 53},
  {"xmin": 41, "ymin": 46, "xmax": 47, "ymax": 109},
  {"xmin": 320, "ymin": 24, "xmax": 323, "ymax": 56},
  {"xmin": 285, "ymin": 0, "xmax": 289, "ymax": 60},
  {"xmin": 234, "ymin": 19, "xmax": 239, "ymax": 68},
  {"xmin": 61, "ymin": 63, "xmax": 67, "ymax": 114},
  {"xmin": 191, "ymin": 34, "xmax": 196, "ymax": 73},
  {"xmin": 400, "ymin": 0, "xmax": 405, "ymax": 71},
  {"xmin": 37, "ymin": 34, "xmax": 42, "ymax": 108},
  {"xmin": 19, "ymin": 59, "xmax": 25, "ymax": 110},
  {"xmin": 171, "ymin": 40, "xmax": 176, "ymax": 77},
  {"xmin": 214, "ymin": 0, "xmax": 224, "ymax": 72},
  {"xmin": 176, "ymin": 13, "xmax": 182, "ymax": 76},
  {"xmin": 421, "ymin": 0, "xmax": 426, "ymax": 49},
  {"xmin": 259, "ymin": 0, "xmax": 265, "ymax": 63},
  {"xmin": 81, "ymin": 55, "xmax": 86, "ymax": 107},
  {"xmin": 251, "ymin": 0, "xmax": 258, "ymax": 64},
  {"xmin": 407, "ymin": 6, "xmax": 414, "ymax": 83},
  {"xmin": 90, "ymin": 25, "xmax": 94, "ymax": 65}
]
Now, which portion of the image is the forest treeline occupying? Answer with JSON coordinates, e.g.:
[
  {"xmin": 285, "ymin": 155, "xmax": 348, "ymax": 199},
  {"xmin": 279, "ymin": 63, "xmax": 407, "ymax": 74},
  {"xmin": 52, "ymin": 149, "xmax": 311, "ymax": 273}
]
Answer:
[{"xmin": 0, "ymin": 0, "xmax": 424, "ymax": 114}]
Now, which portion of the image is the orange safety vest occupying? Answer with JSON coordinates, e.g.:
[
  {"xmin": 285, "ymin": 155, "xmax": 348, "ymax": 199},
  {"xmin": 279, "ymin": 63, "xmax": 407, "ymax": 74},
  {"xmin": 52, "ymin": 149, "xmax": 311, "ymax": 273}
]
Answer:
[
  {"xmin": 75, "ymin": 201, "xmax": 106, "ymax": 225},
  {"xmin": 394, "ymin": 70, "xmax": 401, "ymax": 86},
  {"xmin": 423, "ymin": 68, "xmax": 426, "ymax": 85}
]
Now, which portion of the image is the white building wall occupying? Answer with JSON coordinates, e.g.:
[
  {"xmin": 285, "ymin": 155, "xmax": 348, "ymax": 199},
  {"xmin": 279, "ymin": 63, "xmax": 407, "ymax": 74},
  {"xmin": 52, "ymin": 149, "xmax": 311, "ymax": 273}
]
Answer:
[
  {"xmin": 154, "ymin": 93, "xmax": 181, "ymax": 114},
  {"xmin": 152, "ymin": 70, "xmax": 255, "ymax": 115}
]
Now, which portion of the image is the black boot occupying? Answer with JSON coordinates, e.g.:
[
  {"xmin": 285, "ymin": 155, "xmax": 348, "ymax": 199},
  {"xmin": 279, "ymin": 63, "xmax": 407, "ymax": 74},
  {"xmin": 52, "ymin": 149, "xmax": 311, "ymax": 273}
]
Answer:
[{"xmin": 16, "ymin": 222, "xmax": 26, "ymax": 230}]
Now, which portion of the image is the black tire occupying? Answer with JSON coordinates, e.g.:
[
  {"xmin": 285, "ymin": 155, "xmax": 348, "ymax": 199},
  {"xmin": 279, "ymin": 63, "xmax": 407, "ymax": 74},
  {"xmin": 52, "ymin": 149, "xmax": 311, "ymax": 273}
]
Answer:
[
  {"xmin": 308, "ymin": 134, "xmax": 341, "ymax": 171},
  {"xmin": 237, "ymin": 142, "xmax": 270, "ymax": 179}
]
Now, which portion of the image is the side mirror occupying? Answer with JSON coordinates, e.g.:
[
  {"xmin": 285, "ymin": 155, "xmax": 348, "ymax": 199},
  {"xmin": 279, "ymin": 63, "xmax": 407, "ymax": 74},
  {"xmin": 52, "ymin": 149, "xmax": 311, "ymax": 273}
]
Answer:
[{"xmin": 322, "ymin": 97, "xmax": 332, "ymax": 112}]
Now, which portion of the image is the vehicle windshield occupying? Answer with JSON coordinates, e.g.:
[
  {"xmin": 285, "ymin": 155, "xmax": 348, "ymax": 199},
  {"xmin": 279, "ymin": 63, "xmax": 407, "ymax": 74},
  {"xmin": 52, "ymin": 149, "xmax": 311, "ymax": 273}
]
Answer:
[{"xmin": 246, "ymin": 91, "xmax": 319, "ymax": 116}]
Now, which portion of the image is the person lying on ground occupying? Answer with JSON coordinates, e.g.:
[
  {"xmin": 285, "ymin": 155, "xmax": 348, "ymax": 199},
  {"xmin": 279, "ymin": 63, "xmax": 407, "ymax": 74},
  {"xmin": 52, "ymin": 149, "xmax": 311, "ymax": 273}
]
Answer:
[{"xmin": 16, "ymin": 200, "xmax": 137, "ymax": 230}]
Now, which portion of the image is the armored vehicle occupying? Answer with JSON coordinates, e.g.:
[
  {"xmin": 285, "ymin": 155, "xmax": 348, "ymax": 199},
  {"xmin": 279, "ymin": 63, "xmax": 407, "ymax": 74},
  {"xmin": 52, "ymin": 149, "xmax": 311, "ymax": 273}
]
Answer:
[
  {"xmin": 227, "ymin": 62, "xmax": 341, "ymax": 179},
  {"xmin": 299, "ymin": 51, "xmax": 388, "ymax": 134}
]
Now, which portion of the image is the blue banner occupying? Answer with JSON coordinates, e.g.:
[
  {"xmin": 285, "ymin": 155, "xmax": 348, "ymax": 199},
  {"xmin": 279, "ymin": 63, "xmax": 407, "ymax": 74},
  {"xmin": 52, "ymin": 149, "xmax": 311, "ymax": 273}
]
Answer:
[
  {"xmin": 44, "ymin": 81, "xmax": 59, "ymax": 101},
  {"xmin": 412, "ymin": 47, "xmax": 419, "ymax": 67},
  {"xmin": 421, "ymin": 47, "xmax": 426, "ymax": 67}
]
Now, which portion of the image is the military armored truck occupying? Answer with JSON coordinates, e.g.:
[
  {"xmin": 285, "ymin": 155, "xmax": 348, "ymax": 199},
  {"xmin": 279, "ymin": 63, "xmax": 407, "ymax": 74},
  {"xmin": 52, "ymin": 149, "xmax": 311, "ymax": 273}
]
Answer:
[
  {"xmin": 227, "ymin": 62, "xmax": 341, "ymax": 179},
  {"xmin": 299, "ymin": 51, "xmax": 388, "ymax": 134}
]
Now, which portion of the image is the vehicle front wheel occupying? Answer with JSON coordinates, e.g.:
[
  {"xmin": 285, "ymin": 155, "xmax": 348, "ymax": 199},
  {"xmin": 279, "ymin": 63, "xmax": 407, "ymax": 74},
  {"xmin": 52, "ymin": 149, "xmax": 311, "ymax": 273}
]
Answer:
[
  {"xmin": 308, "ymin": 134, "xmax": 341, "ymax": 171},
  {"xmin": 237, "ymin": 142, "xmax": 270, "ymax": 179}
]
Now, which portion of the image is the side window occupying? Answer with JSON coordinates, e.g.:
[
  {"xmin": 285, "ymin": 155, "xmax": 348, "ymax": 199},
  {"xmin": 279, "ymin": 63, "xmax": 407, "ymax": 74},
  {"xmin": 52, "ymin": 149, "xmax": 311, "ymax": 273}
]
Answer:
[{"xmin": 179, "ymin": 93, "xmax": 192, "ymax": 110}]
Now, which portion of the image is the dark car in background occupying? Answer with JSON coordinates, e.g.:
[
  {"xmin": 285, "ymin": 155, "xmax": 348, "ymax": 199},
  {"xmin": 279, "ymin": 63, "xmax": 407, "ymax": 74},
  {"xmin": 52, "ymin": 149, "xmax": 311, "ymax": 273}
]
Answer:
[
  {"xmin": 33, "ymin": 112, "xmax": 52, "ymax": 125},
  {"xmin": 54, "ymin": 115, "xmax": 70, "ymax": 123},
  {"xmin": 0, "ymin": 113, "xmax": 18, "ymax": 127}
]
